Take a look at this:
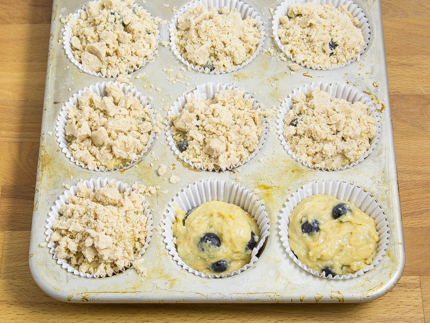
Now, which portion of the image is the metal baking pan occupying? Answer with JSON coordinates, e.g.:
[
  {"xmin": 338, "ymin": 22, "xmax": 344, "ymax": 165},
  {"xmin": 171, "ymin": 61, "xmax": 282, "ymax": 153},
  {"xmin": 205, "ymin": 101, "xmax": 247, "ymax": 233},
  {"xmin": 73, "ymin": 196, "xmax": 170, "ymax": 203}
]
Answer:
[{"xmin": 29, "ymin": 0, "xmax": 405, "ymax": 302}]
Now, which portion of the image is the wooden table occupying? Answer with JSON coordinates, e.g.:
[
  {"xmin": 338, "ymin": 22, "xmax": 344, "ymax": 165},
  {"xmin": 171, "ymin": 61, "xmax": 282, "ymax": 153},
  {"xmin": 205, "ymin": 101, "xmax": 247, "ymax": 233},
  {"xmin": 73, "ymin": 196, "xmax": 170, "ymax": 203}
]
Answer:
[{"xmin": 0, "ymin": 0, "xmax": 428, "ymax": 321}]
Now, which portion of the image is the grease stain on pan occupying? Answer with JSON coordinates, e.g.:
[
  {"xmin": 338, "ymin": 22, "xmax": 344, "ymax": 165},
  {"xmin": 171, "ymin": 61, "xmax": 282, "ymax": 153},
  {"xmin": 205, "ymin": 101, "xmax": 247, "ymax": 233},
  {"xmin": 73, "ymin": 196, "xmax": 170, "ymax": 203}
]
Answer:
[
  {"xmin": 363, "ymin": 90, "xmax": 386, "ymax": 112},
  {"xmin": 315, "ymin": 293, "xmax": 323, "ymax": 303},
  {"xmin": 330, "ymin": 291, "xmax": 344, "ymax": 303}
]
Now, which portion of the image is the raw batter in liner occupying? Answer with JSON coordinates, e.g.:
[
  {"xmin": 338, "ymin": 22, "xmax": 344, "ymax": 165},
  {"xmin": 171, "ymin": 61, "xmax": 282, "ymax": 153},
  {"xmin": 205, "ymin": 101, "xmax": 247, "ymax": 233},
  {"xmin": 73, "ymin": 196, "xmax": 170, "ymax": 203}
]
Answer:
[
  {"xmin": 288, "ymin": 194, "xmax": 378, "ymax": 276},
  {"xmin": 173, "ymin": 201, "xmax": 260, "ymax": 275}
]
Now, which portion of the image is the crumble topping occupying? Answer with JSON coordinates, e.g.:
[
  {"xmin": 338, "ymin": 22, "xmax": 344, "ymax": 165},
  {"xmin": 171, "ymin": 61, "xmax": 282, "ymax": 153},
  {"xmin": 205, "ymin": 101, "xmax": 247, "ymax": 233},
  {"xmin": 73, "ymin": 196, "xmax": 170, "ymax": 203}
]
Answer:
[
  {"xmin": 283, "ymin": 87, "xmax": 376, "ymax": 169},
  {"xmin": 170, "ymin": 89, "xmax": 263, "ymax": 170},
  {"xmin": 65, "ymin": 83, "xmax": 153, "ymax": 169},
  {"xmin": 49, "ymin": 183, "xmax": 149, "ymax": 276},
  {"xmin": 67, "ymin": 0, "xmax": 158, "ymax": 76},
  {"xmin": 175, "ymin": 5, "xmax": 261, "ymax": 72},
  {"xmin": 277, "ymin": 2, "xmax": 365, "ymax": 68}
]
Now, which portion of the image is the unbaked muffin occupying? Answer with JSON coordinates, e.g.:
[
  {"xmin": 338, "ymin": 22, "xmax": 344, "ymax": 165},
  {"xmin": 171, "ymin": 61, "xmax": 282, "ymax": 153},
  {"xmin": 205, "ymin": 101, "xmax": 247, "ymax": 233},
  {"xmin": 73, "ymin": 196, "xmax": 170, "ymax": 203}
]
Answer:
[
  {"xmin": 174, "ymin": 5, "xmax": 262, "ymax": 72},
  {"xmin": 65, "ymin": 0, "xmax": 158, "ymax": 77},
  {"xmin": 169, "ymin": 88, "xmax": 264, "ymax": 171},
  {"xmin": 277, "ymin": 2, "xmax": 365, "ymax": 69},
  {"xmin": 283, "ymin": 87, "xmax": 377, "ymax": 169},
  {"xmin": 172, "ymin": 201, "xmax": 260, "ymax": 275},
  {"xmin": 288, "ymin": 194, "xmax": 378, "ymax": 277}
]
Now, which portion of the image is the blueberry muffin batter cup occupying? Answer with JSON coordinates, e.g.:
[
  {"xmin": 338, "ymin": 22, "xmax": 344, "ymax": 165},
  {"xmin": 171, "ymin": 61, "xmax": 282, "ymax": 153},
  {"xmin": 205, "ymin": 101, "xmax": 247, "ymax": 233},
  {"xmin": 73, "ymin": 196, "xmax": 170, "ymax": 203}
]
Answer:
[
  {"xmin": 166, "ymin": 82, "xmax": 269, "ymax": 172},
  {"xmin": 56, "ymin": 81, "xmax": 156, "ymax": 172},
  {"xmin": 278, "ymin": 180, "xmax": 390, "ymax": 280},
  {"xmin": 276, "ymin": 82, "xmax": 381, "ymax": 171},
  {"xmin": 169, "ymin": 0, "xmax": 265, "ymax": 74},
  {"xmin": 162, "ymin": 179, "xmax": 270, "ymax": 278},
  {"xmin": 272, "ymin": 0, "xmax": 371, "ymax": 70},
  {"xmin": 45, "ymin": 178, "xmax": 154, "ymax": 278}
]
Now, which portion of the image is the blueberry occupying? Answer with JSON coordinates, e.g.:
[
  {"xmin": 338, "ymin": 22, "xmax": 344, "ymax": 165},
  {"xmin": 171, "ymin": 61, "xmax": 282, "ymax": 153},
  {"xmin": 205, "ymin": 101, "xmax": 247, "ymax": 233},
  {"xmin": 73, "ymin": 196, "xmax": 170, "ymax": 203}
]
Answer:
[
  {"xmin": 182, "ymin": 207, "xmax": 194, "ymax": 225},
  {"xmin": 211, "ymin": 260, "xmax": 228, "ymax": 273},
  {"xmin": 178, "ymin": 139, "xmax": 188, "ymax": 152},
  {"xmin": 198, "ymin": 233, "xmax": 221, "ymax": 251},
  {"xmin": 290, "ymin": 118, "xmax": 299, "ymax": 127},
  {"xmin": 332, "ymin": 203, "xmax": 351, "ymax": 219},
  {"xmin": 301, "ymin": 220, "xmax": 319, "ymax": 234},
  {"xmin": 202, "ymin": 62, "xmax": 215, "ymax": 71},
  {"xmin": 246, "ymin": 232, "xmax": 256, "ymax": 251},
  {"xmin": 182, "ymin": 213, "xmax": 189, "ymax": 226},
  {"xmin": 329, "ymin": 39, "xmax": 338, "ymax": 51},
  {"xmin": 321, "ymin": 267, "xmax": 336, "ymax": 277}
]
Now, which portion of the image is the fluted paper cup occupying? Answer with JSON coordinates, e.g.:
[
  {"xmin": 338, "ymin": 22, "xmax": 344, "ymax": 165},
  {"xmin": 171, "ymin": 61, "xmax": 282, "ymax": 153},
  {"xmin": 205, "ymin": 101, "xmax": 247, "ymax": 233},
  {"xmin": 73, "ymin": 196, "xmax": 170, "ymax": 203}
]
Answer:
[
  {"xmin": 272, "ymin": 0, "xmax": 371, "ymax": 70},
  {"xmin": 56, "ymin": 81, "xmax": 156, "ymax": 172},
  {"xmin": 162, "ymin": 179, "xmax": 270, "ymax": 278},
  {"xmin": 63, "ymin": 0, "xmax": 159, "ymax": 78},
  {"xmin": 45, "ymin": 178, "xmax": 153, "ymax": 278},
  {"xmin": 278, "ymin": 180, "xmax": 390, "ymax": 279},
  {"xmin": 169, "ymin": 0, "xmax": 265, "ymax": 74},
  {"xmin": 276, "ymin": 82, "xmax": 381, "ymax": 171},
  {"xmin": 166, "ymin": 82, "xmax": 268, "ymax": 172}
]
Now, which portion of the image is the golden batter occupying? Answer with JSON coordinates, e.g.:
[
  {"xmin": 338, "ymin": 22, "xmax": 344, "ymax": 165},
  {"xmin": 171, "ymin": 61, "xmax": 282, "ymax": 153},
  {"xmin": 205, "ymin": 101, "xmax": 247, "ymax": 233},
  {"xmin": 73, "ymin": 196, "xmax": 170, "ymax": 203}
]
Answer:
[
  {"xmin": 288, "ymin": 194, "xmax": 378, "ymax": 277},
  {"xmin": 172, "ymin": 201, "xmax": 260, "ymax": 275}
]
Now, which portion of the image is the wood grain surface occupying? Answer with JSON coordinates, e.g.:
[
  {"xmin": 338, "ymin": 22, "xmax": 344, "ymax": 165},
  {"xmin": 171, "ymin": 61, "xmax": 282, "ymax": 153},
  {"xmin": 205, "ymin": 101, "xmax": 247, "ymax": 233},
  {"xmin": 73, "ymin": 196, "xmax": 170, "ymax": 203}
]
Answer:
[{"xmin": 0, "ymin": 0, "xmax": 429, "ymax": 322}]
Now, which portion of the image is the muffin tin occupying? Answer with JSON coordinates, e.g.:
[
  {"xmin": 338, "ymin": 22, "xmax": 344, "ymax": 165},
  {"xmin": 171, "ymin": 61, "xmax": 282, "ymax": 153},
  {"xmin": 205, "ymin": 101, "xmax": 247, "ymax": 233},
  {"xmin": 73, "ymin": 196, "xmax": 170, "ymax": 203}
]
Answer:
[{"xmin": 29, "ymin": 0, "xmax": 405, "ymax": 302}]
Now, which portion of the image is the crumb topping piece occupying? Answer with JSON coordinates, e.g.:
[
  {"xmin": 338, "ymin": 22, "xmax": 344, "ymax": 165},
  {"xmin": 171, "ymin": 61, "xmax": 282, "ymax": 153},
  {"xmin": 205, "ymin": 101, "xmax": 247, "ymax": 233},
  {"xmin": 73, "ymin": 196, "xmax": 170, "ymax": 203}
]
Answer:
[
  {"xmin": 283, "ymin": 87, "xmax": 377, "ymax": 169},
  {"xmin": 170, "ymin": 89, "xmax": 263, "ymax": 170},
  {"xmin": 277, "ymin": 3, "xmax": 365, "ymax": 68},
  {"xmin": 68, "ymin": 0, "xmax": 158, "ymax": 76},
  {"xmin": 175, "ymin": 5, "xmax": 261, "ymax": 72},
  {"xmin": 50, "ymin": 183, "xmax": 149, "ymax": 276},
  {"xmin": 65, "ymin": 83, "xmax": 153, "ymax": 169}
]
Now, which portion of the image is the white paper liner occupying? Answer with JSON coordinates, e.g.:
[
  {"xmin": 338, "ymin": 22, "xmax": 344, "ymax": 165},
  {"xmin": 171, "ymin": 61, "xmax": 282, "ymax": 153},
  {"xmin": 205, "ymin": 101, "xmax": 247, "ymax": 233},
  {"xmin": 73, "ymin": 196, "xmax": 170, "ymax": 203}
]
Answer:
[
  {"xmin": 44, "ymin": 178, "xmax": 154, "ymax": 279},
  {"xmin": 56, "ymin": 81, "xmax": 156, "ymax": 172},
  {"xmin": 63, "ymin": 1, "xmax": 159, "ymax": 78},
  {"xmin": 276, "ymin": 82, "xmax": 381, "ymax": 171},
  {"xmin": 166, "ymin": 83, "xmax": 268, "ymax": 172},
  {"xmin": 272, "ymin": 0, "xmax": 371, "ymax": 70},
  {"xmin": 162, "ymin": 179, "xmax": 270, "ymax": 278},
  {"xmin": 169, "ymin": 0, "xmax": 266, "ymax": 74},
  {"xmin": 278, "ymin": 180, "xmax": 390, "ymax": 280}
]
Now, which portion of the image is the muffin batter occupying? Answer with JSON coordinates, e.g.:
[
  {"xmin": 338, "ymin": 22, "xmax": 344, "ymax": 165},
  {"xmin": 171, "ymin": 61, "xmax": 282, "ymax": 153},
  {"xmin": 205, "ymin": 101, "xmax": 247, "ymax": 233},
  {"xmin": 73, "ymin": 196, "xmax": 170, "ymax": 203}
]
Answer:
[
  {"xmin": 172, "ymin": 201, "xmax": 260, "ymax": 275},
  {"xmin": 288, "ymin": 194, "xmax": 378, "ymax": 277}
]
